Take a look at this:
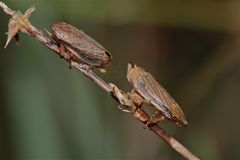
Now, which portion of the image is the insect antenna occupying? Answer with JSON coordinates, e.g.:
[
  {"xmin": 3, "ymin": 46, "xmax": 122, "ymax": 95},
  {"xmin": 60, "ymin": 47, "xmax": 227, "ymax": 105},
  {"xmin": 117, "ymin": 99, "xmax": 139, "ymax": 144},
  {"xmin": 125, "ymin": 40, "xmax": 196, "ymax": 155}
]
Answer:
[{"xmin": 108, "ymin": 64, "xmax": 126, "ymax": 77}]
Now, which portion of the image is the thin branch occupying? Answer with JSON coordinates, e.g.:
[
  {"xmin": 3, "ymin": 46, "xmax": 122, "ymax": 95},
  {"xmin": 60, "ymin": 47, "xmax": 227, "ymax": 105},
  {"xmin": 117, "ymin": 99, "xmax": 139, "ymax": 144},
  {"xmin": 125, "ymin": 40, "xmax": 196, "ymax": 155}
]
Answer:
[
  {"xmin": 0, "ymin": 1, "xmax": 15, "ymax": 16},
  {"xmin": 0, "ymin": 2, "xmax": 200, "ymax": 160}
]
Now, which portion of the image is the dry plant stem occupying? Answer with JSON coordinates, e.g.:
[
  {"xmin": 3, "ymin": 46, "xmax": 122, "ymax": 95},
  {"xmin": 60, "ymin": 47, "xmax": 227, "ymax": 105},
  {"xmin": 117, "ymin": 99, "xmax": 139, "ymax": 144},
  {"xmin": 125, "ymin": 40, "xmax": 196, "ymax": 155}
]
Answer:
[
  {"xmin": 0, "ymin": 2, "xmax": 200, "ymax": 160},
  {"xmin": 72, "ymin": 62, "xmax": 112, "ymax": 93},
  {"xmin": 150, "ymin": 124, "xmax": 199, "ymax": 160}
]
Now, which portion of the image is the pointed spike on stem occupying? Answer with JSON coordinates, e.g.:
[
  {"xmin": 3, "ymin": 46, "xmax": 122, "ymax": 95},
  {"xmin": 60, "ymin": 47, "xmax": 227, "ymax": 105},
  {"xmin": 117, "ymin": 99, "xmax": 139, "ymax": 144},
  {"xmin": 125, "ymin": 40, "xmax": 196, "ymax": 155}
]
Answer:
[
  {"xmin": 4, "ymin": 18, "xmax": 19, "ymax": 48},
  {"xmin": 24, "ymin": 6, "xmax": 36, "ymax": 18},
  {"xmin": 44, "ymin": 28, "xmax": 52, "ymax": 37},
  {"xmin": 4, "ymin": 38, "xmax": 11, "ymax": 48}
]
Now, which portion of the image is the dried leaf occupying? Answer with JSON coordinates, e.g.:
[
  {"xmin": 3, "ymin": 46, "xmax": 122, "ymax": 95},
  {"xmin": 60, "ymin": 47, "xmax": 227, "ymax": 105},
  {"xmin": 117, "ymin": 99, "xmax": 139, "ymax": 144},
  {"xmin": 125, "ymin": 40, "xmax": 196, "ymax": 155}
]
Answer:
[
  {"xmin": 4, "ymin": 18, "xmax": 19, "ymax": 48},
  {"xmin": 24, "ymin": 6, "xmax": 36, "ymax": 18}
]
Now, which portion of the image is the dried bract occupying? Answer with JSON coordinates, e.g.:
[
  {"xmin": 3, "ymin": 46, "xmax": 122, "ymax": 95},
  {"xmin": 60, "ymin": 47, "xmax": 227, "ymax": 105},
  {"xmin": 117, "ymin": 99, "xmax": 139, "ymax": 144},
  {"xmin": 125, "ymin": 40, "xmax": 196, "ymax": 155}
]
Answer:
[{"xmin": 4, "ymin": 6, "xmax": 36, "ymax": 48}]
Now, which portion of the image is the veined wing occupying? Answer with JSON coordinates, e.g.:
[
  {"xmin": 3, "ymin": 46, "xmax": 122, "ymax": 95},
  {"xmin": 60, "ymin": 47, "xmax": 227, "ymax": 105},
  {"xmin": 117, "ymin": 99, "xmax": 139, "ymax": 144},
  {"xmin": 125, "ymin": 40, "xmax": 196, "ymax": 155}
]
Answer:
[
  {"xmin": 134, "ymin": 73, "xmax": 173, "ymax": 119},
  {"xmin": 54, "ymin": 23, "xmax": 107, "ymax": 55},
  {"xmin": 52, "ymin": 22, "xmax": 111, "ymax": 67}
]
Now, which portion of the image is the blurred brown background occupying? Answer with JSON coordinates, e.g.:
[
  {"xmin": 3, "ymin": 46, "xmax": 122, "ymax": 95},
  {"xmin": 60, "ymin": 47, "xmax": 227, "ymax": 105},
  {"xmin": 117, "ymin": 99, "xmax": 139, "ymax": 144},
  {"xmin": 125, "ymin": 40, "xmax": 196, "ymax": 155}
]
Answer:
[{"xmin": 0, "ymin": 0, "xmax": 240, "ymax": 159}]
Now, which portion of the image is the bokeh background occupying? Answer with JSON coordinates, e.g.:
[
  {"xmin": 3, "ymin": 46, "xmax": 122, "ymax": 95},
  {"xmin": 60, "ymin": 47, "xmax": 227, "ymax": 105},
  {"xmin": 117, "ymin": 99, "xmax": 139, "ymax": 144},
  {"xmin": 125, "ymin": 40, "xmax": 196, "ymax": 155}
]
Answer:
[{"xmin": 1, "ymin": 0, "xmax": 240, "ymax": 159}]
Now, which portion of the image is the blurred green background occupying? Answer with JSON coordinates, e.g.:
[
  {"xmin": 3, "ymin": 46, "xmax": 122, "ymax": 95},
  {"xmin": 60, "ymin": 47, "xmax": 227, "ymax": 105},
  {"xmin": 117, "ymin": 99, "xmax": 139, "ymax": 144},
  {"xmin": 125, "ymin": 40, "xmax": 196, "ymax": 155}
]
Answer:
[{"xmin": 1, "ymin": 0, "xmax": 240, "ymax": 159}]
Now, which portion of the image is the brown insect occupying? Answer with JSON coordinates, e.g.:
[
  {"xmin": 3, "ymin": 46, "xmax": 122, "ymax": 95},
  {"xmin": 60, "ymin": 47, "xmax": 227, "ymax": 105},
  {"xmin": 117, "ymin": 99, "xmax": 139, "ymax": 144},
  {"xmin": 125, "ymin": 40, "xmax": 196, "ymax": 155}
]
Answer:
[
  {"xmin": 127, "ymin": 63, "xmax": 188, "ymax": 127},
  {"xmin": 51, "ymin": 22, "xmax": 112, "ymax": 70}
]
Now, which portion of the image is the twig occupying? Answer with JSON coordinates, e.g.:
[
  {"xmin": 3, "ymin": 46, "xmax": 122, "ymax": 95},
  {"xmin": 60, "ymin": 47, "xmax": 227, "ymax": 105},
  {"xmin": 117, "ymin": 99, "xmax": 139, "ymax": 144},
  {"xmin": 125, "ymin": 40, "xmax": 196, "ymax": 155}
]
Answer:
[{"xmin": 0, "ymin": 2, "xmax": 200, "ymax": 160}]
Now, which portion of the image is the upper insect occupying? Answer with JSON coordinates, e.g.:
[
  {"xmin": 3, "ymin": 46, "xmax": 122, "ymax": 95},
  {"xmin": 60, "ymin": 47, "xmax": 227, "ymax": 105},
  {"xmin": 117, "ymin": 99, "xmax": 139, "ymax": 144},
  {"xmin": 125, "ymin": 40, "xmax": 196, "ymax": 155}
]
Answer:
[{"xmin": 51, "ymin": 22, "xmax": 112, "ymax": 68}]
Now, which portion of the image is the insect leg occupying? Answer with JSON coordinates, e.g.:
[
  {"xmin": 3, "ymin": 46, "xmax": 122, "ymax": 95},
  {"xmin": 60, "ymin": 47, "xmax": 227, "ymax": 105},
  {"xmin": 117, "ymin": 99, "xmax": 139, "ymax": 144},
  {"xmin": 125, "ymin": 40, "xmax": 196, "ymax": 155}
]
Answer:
[
  {"xmin": 58, "ymin": 44, "xmax": 77, "ymax": 69},
  {"xmin": 128, "ymin": 91, "xmax": 148, "ymax": 115},
  {"xmin": 146, "ymin": 111, "xmax": 165, "ymax": 127},
  {"xmin": 59, "ymin": 43, "xmax": 70, "ymax": 59},
  {"xmin": 128, "ymin": 92, "xmax": 143, "ymax": 107},
  {"xmin": 44, "ymin": 28, "xmax": 52, "ymax": 37},
  {"xmin": 99, "ymin": 68, "xmax": 107, "ymax": 73}
]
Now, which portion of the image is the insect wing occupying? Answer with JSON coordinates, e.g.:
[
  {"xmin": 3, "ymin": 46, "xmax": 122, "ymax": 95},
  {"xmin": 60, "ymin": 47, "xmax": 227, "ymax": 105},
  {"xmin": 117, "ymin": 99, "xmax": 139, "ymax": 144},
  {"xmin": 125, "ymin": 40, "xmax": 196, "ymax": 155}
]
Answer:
[
  {"xmin": 52, "ymin": 22, "xmax": 111, "ymax": 67},
  {"xmin": 67, "ymin": 30, "xmax": 111, "ymax": 66},
  {"xmin": 71, "ymin": 30, "xmax": 106, "ymax": 53},
  {"xmin": 52, "ymin": 22, "xmax": 107, "ymax": 53},
  {"xmin": 127, "ymin": 63, "xmax": 187, "ymax": 126},
  {"xmin": 134, "ymin": 73, "xmax": 172, "ymax": 119}
]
